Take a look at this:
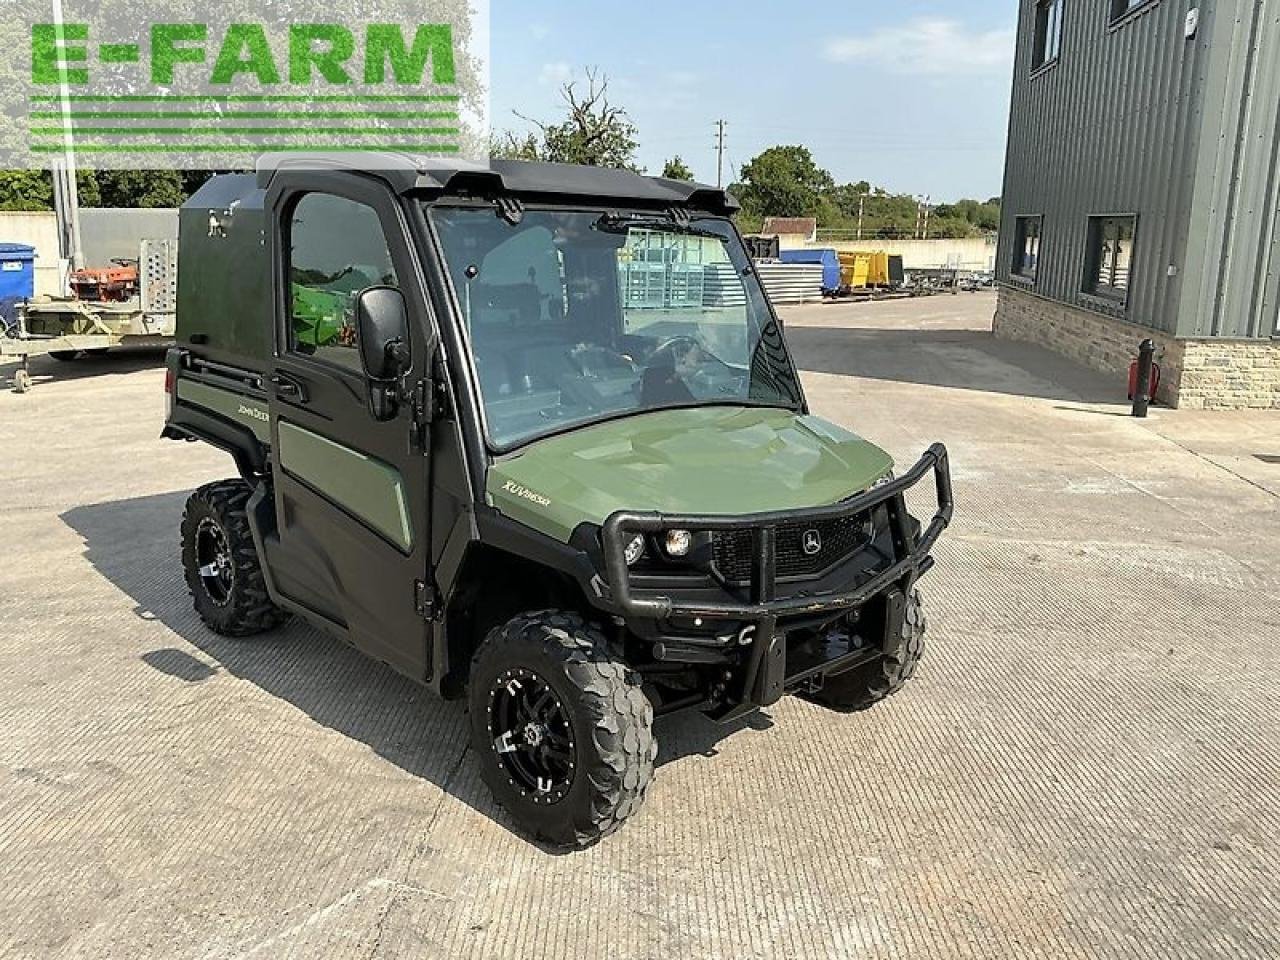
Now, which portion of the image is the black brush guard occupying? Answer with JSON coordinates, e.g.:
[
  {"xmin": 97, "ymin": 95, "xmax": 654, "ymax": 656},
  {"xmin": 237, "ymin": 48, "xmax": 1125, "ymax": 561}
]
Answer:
[{"xmin": 602, "ymin": 444, "xmax": 954, "ymax": 719}]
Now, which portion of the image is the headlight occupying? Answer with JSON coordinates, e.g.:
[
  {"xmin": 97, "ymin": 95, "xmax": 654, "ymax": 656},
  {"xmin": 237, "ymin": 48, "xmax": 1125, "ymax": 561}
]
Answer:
[
  {"xmin": 624, "ymin": 534, "xmax": 646, "ymax": 566},
  {"xmin": 664, "ymin": 529, "xmax": 692, "ymax": 558}
]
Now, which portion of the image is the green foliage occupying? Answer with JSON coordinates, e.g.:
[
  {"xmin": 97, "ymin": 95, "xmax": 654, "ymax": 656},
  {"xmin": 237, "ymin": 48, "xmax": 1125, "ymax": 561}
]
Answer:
[
  {"xmin": 77, "ymin": 170, "xmax": 102, "ymax": 207},
  {"xmin": 0, "ymin": 169, "xmax": 99, "ymax": 210},
  {"xmin": 732, "ymin": 146, "xmax": 836, "ymax": 222},
  {"xmin": 934, "ymin": 199, "xmax": 1002, "ymax": 232},
  {"xmin": 661, "ymin": 156, "xmax": 695, "ymax": 182},
  {"xmin": 95, "ymin": 170, "xmax": 185, "ymax": 208},
  {"xmin": 0, "ymin": 171, "xmax": 54, "ymax": 211},
  {"xmin": 732, "ymin": 146, "xmax": 1001, "ymax": 240},
  {"xmin": 0, "ymin": 168, "xmax": 218, "ymax": 210},
  {"xmin": 491, "ymin": 132, "xmax": 542, "ymax": 162}
]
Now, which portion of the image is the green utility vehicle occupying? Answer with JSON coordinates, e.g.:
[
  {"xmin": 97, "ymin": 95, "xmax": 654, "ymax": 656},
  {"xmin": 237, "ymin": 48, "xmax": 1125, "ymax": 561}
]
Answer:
[{"xmin": 163, "ymin": 155, "xmax": 953, "ymax": 847}]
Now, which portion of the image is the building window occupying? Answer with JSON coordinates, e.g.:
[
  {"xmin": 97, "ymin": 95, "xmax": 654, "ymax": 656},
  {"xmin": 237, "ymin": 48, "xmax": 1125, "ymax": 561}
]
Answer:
[
  {"xmin": 1013, "ymin": 216, "xmax": 1042, "ymax": 280},
  {"xmin": 1085, "ymin": 216, "xmax": 1137, "ymax": 302},
  {"xmin": 1110, "ymin": 0, "xmax": 1155, "ymax": 24},
  {"xmin": 1032, "ymin": 0, "xmax": 1064, "ymax": 71}
]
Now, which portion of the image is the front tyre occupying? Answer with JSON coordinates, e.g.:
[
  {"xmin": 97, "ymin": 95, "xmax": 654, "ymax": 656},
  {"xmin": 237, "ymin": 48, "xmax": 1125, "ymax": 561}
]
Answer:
[
  {"xmin": 181, "ymin": 480, "xmax": 289, "ymax": 637},
  {"xmin": 469, "ymin": 611, "xmax": 657, "ymax": 849},
  {"xmin": 805, "ymin": 589, "xmax": 927, "ymax": 713}
]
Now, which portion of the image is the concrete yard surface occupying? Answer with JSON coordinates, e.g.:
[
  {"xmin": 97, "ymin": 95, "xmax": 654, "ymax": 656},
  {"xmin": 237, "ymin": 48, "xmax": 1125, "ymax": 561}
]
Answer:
[{"xmin": 2, "ymin": 291, "xmax": 1279, "ymax": 959}]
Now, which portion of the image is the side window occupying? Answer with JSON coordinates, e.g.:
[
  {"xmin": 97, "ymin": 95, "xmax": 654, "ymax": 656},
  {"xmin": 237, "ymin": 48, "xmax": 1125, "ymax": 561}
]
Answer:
[{"xmin": 288, "ymin": 193, "xmax": 400, "ymax": 372}]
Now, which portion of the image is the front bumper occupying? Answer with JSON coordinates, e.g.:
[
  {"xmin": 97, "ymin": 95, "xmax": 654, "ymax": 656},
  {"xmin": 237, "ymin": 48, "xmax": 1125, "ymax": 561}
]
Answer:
[{"xmin": 601, "ymin": 443, "xmax": 954, "ymax": 718}]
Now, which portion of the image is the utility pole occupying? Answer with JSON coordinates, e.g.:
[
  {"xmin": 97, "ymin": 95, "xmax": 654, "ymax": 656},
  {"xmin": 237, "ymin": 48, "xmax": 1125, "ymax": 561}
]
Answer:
[
  {"xmin": 857, "ymin": 193, "xmax": 865, "ymax": 242},
  {"xmin": 922, "ymin": 195, "xmax": 932, "ymax": 241},
  {"xmin": 714, "ymin": 120, "xmax": 727, "ymax": 189},
  {"xmin": 51, "ymin": 0, "xmax": 84, "ymax": 291}
]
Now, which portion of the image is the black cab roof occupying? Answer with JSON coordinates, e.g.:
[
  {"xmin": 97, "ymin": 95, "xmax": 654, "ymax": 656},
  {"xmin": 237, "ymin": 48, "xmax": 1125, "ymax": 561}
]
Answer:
[{"xmin": 251, "ymin": 152, "xmax": 739, "ymax": 215}]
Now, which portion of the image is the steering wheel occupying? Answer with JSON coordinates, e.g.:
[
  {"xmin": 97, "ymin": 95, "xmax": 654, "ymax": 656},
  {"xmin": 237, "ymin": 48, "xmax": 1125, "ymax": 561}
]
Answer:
[
  {"xmin": 569, "ymin": 343, "xmax": 637, "ymax": 380},
  {"xmin": 647, "ymin": 334, "xmax": 745, "ymax": 399}
]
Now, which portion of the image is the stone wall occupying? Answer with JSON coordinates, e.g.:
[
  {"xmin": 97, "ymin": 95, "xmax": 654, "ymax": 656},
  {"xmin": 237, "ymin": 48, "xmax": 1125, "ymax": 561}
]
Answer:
[
  {"xmin": 1178, "ymin": 340, "xmax": 1280, "ymax": 410},
  {"xmin": 994, "ymin": 284, "xmax": 1280, "ymax": 410}
]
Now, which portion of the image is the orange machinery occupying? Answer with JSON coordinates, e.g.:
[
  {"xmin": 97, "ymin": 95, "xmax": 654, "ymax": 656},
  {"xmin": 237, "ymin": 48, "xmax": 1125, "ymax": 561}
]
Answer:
[{"xmin": 69, "ymin": 259, "xmax": 139, "ymax": 302}]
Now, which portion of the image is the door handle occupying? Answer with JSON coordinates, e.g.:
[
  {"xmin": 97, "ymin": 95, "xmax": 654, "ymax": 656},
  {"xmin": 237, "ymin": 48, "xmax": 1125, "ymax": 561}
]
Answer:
[{"xmin": 270, "ymin": 373, "xmax": 307, "ymax": 401}]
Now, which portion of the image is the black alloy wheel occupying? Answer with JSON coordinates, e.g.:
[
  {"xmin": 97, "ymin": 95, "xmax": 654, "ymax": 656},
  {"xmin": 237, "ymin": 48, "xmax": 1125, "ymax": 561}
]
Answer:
[
  {"xmin": 194, "ymin": 517, "xmax": 234, "ymax": 606},
  {"xmin": 487, "ymin": 667, "xmax": 577, "ymax": 805}
]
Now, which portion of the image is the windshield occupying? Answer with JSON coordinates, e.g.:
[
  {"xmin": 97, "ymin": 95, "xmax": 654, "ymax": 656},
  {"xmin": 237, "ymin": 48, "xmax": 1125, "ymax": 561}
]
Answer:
[{"xmin": 429, "ymin": 206, "xmax": 803, "ymax": 449}]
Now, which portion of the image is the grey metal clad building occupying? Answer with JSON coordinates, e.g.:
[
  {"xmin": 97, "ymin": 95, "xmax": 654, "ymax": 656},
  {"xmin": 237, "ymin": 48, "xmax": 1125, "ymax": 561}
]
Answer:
[{"xmin": 994, "ymin": 0, "xmax": 1280, "ymax": 409}]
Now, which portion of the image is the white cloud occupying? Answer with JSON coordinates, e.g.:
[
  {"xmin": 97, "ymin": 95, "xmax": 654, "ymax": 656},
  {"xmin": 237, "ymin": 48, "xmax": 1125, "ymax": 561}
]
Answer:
[
  {"xmin": 538, "ymin": 62, "xmax": 573, "ymax": 87},
  {"xmin": 530, "ymin": 23, "xmax": 551, "ymax": 41},
  {"xmin": 825, "ymin": 19, "xmax": 1014, "ymax": 76}
]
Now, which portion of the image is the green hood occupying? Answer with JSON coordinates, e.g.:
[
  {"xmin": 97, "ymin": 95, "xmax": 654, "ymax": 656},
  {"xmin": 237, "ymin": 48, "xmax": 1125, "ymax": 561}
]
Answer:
[{"xmin": 486, "ymin": 407, "xmax": 894, "ymax": 544}]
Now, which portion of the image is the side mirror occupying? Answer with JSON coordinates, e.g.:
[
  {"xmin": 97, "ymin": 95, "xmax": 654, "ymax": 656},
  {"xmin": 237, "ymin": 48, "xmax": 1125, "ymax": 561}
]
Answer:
[
  {"xmin": 354, "ymin": 286, "xmax": 411, "ymax": 421},
  {"xmin": 356, "ymin": 286, "xmax": 411, "ymax": 381}
]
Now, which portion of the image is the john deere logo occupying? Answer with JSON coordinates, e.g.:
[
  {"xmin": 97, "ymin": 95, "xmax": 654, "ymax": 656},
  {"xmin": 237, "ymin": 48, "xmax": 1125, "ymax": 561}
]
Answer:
[
  {"xmin": 802, "ymin": 529, "xmax": 822, "ymax": 556},
  {"xmin": 238, "ymin": 402, "xmax": 270, "ymax": 423}
]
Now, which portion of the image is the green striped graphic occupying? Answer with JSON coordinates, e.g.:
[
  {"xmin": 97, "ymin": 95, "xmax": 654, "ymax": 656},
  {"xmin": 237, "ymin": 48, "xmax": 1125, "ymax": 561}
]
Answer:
[
  {"xmin": 29, "ymin": 110, "xmax": 458, "ymax": 120},
  {"xmin": 30, "ymin": 127, "xmax": 460, "ymax": 136},
  {"xmin": 25, "ymin": 93, "xmax": 466, "ymax": 162},
  {"xmin": 29, "ymin": 144, "xmax": 462, "ymax": 153},
  {"xmin": 29, "ymin": 94, "xmax": 459, "ymax": 103}
]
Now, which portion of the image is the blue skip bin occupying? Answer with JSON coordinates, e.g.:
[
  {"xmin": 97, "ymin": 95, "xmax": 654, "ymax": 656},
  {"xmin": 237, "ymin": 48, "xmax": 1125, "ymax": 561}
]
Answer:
[
  {"xmin": 779, "ymin": 248, "xmax": 841, "ymax": 296},
  {"xmin": 0, "ymin": 243, "xmax": 36, "ymax": 331}
]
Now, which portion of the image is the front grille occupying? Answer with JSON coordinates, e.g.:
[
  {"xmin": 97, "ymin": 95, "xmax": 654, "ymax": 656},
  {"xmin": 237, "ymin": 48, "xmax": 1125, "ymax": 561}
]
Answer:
[{"xmin": 711, "ymin": 514, "xmax": 874, "ymax": 584}]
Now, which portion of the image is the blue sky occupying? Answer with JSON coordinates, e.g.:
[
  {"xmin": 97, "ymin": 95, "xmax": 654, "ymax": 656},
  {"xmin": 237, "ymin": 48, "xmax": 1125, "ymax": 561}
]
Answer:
[{"xmin": 488, "ymin": 2, "xmax": 1017, "ymax": 203}]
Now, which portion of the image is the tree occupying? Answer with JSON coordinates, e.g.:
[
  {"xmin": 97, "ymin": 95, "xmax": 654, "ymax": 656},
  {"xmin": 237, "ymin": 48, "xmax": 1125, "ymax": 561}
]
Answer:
[
  {"xmin": 732, "ymin": 146, "xmax": 837, "ymax": 223},
  {"xmin": 661, "ymin": 156, "xmax": 694, "ymax": 182},
  {"xmin": 0, "ymin": 170, "xmax": 53, "ymax": 211},
  {"xmin": 491, "ymin": 132, "xmax": 542, "ymax": 162},
  {"xmin": 494, "ymin": 68, "xmax": 641, "ymax": 170},
  {"xmin": 76, "ymin": 170, "xmax": 102, "ymax": 208},
  {"xmin": 95, "ymin": 170, "xmax": 185, "ymax": 208},
  {"xmin": 0, "ymin": 169, "xmax": 98, "ymax": 211}
]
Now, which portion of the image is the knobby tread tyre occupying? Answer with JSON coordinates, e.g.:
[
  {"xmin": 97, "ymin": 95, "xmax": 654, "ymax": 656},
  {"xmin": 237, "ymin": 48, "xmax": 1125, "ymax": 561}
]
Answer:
[
  {"xmin": 805, "ymin": 589, "xmax": 927, "ymax": 713},
  {"xmin": 469, "ymin": 610, "xmax": 657, "ymax": 849},
  {"xmin": 181, "ymin": 480, "xmax": 288, "ymax": 637}
]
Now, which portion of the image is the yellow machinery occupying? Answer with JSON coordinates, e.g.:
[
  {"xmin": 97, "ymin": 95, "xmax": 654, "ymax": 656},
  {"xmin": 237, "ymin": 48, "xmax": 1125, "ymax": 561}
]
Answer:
[{"xmin": 838, "ymin": 251, "xmax": 892, "ymax": 290}]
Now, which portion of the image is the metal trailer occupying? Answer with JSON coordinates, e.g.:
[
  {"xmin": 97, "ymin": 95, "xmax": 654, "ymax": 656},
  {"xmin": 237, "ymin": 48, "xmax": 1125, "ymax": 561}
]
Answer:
[{"xmin": 2, "ymin": 238, "xmax": 177, "ymax": 392}]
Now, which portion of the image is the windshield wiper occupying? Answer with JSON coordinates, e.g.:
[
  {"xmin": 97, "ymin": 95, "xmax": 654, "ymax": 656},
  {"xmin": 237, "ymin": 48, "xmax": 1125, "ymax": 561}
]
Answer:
[{"xmin": 593, "ymin": 213, "xmax": 723, "ymax": 240}]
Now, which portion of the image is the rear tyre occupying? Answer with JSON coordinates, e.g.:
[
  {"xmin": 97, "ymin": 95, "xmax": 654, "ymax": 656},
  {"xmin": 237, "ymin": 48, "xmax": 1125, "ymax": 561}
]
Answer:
[
  {"xmin": 181, "ymin": 480, "xmax": 288, "ymax": 637},
  {"xmin": 48, "ymin": 350, "xmax": 80, "ymax": 361},
  {"xmin": 469, "ymin": 611, "xmax": 657, "ymax": 849},
  {"xmin": 804, "ymin": 589, "xmax": 927, "ymax": 713}
]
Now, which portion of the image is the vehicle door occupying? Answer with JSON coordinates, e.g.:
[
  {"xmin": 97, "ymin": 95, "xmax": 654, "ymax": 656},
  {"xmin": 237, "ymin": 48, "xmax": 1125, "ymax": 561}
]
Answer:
[{"xmin": 265, "ymin": 173, "xmax": 432, "ymax": 681}]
